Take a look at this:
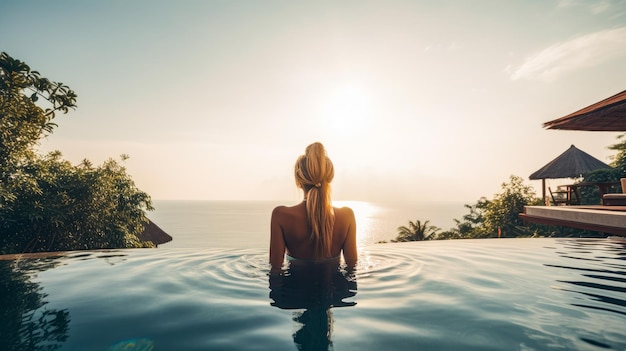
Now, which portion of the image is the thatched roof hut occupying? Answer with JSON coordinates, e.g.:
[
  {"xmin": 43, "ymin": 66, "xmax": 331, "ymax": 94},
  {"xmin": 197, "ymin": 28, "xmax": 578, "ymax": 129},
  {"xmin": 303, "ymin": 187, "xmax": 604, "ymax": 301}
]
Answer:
[
  {"xmin": 137, "ymin": 220, "xmax": 172, "ymax": 246},
  {"xmin": 529, "ymin": 144, "xmax": 612, "ymax": 199},
  {"xmin": 530, "ymin": 145, "xmax": 611, "ymax": 180}
]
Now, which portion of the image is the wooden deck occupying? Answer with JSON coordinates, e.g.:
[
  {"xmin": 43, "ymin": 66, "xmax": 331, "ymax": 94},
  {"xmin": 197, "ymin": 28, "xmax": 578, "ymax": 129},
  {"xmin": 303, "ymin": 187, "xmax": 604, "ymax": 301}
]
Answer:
[{"xmin": 520, "ymin": 205, "xmax": 626, "ymax": 236}]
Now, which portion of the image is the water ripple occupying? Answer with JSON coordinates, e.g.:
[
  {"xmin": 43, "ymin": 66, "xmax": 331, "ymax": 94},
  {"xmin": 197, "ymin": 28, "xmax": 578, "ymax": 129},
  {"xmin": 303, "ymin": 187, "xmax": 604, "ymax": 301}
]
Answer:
[{"xmin": 2, "ymin": 238, "xmax": 626, "ymax": 351}]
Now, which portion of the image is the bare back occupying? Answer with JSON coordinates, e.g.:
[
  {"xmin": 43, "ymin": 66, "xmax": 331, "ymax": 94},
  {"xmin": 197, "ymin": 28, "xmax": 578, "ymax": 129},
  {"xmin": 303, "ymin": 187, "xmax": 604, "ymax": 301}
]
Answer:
[{"xmin": 269, "ymin": 202, "xmax": 357, "ymax": 271}]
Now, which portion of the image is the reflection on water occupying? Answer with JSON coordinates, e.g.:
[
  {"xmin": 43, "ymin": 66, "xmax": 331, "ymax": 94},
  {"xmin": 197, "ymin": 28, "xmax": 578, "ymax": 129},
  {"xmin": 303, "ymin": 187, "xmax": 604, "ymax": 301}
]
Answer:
[
  {"xmin": 0, "ymin": 239, "xmax": 625, "ymax": 350},
  {"xmin": 547, "ymin": 239, "xmax": 626, "ymax": 320},
  {"xmin": 269, "ymin": 259, "xmax": 357, "ymax": 350},
  {"xmin": 0, "ymin": 258, "xmax": 70, "ymax": 351}
]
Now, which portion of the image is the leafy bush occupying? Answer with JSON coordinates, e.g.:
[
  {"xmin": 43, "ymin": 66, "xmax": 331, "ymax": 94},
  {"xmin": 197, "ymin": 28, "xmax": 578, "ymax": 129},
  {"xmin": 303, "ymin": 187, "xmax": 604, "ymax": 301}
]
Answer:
[{"xmin": 0, "ymin": 52, "xmax": 153, "ymax": 254}]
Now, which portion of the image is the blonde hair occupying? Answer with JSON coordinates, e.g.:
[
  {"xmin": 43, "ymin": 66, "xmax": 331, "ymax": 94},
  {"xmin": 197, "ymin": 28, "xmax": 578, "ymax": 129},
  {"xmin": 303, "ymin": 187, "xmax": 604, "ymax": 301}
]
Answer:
[{"xmin": 294, "ymin": 142, "xmax": 335, "ymax": 259}]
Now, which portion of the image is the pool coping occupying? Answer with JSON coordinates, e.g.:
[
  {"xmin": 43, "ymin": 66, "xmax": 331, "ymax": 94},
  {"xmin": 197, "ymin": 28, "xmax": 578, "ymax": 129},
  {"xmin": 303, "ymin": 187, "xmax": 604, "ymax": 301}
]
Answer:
[{"xmin": 520, "ymin": 205, "xmax": 626, "ymax": 236}]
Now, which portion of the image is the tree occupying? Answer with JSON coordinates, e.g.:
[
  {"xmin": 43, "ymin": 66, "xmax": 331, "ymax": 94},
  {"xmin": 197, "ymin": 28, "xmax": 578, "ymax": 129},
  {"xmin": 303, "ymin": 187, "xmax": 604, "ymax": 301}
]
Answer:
[
  {"xmin": 432, "ymin": 197, "xmax": 491, "ymax": 240},
  {"xmin": 608, "ymin": 133, "xmax": 626, "ymax": 178},
  {"xmin": 451, "ymin": 197, "xmax": 491, "ymax": 239},
  {"xmin": 0, "ymin": 52, "xmax": 77, "ymax": 181},
  {"xmin": 578, "ymin": 168, "xmax": 620, "ymax": 205},
  {"xmin": 393, "ymin": 219, "xmax": 440, "ymax": 242},
  {"xmin": 0, "ymin": 52, "xmax": 153, "ymax": 254},
  {"xmin": 443, "ymin": 176, "xmax": 544, "ymax": 239},
  {"xmin": 482, "ymin": 175, "xmax": 542, "ymax": 238},
  {"xmin": 0, "ymin": 152, "xmax": 154, "ymax": 253}
]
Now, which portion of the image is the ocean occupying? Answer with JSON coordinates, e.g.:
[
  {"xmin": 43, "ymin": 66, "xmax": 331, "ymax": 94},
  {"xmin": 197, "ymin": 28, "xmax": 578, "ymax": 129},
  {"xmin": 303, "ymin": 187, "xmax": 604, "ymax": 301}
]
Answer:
[{"xmin": 147, "ymin": 200, "xmax": 469, "ymax": 248}]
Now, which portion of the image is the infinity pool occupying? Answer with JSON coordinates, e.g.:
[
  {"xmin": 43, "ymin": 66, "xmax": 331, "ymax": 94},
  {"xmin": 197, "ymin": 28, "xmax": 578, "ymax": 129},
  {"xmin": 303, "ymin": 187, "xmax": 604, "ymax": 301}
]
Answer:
[{"xmin": 1, "ymin": 238, "xmax": 625, "ymax": 350}]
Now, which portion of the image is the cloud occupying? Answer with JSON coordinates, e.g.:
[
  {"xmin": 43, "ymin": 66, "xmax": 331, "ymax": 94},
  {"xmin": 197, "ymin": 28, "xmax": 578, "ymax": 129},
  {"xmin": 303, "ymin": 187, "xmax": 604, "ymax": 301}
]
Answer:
[{"xmin": 507, "ymin": 27, "xmax": 626, "ymax": 81}]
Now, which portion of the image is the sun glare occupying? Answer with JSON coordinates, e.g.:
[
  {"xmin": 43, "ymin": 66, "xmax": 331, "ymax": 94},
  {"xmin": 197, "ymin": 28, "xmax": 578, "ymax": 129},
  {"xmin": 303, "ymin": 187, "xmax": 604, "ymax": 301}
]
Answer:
[
  {"xmin": 321, "ymin": 85, "xmax": 371, "ymax": 137},
  {"xmin": 333, "ymin": 200, "xmax": 379, "ymax": 246}
]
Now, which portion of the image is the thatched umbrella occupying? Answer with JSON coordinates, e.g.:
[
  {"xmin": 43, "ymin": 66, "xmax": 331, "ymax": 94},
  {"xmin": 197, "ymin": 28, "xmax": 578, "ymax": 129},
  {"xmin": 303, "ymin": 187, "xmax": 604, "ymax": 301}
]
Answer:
[
  {"xmin": 543, "ymin": 90, "xmax": 626, "ymax": 131},
  {"xmin": 137, "ymin": 219, "xmax": 172, "ymax": 246},
  {"xmin": 529, "ymin": 144, "xmax": 612, "ymax": 199}
]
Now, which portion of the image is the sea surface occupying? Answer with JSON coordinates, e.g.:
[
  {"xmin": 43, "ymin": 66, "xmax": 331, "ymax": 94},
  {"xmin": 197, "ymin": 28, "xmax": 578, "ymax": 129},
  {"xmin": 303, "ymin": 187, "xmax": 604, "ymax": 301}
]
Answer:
[
  {"xmin": 148, "ymin": 200, "xmax": 470, "ymax": 248},
  {"xmin": 1, "ymin": 201, "xmax": 625, "ymax": 351}
]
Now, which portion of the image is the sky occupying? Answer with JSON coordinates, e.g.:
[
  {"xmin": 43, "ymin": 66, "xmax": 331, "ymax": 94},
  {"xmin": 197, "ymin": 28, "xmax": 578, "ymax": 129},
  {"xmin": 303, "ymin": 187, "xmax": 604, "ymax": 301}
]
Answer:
[{"xmin": 2, "ymin": 0, "xmax": 626, "ymax": 203}]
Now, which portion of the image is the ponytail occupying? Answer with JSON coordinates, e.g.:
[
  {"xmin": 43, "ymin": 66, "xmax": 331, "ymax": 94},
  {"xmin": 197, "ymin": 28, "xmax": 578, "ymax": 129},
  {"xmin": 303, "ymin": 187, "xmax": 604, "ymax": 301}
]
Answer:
[{"xmin": 294, "ymin": 142, "xmax": 335, "ymax": 259}]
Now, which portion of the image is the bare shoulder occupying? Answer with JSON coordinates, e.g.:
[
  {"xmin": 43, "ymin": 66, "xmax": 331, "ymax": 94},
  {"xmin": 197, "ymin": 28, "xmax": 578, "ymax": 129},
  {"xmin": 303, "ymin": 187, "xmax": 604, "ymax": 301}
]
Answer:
[
  {"xmin": 272, "ymin": 205, "xmax": 292, "ymax": 218},
  {"xmin": 272, "ymin": 203, "xmax": 305, "ymax": 218},
  {"xmin": 334, "ymin": 206, "xmax": 355, "ymax": 219},
  {"xmin": 272, "ymin": 205, "xmax": 287, "ymax": 216}
]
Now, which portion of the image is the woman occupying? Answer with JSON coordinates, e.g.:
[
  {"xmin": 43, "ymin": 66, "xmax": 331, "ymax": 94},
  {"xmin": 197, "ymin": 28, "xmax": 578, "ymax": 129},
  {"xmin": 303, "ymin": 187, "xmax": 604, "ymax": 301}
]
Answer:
[{"xmin": 269, "ymin": 142, "xmax": 357, "ymax": 273}]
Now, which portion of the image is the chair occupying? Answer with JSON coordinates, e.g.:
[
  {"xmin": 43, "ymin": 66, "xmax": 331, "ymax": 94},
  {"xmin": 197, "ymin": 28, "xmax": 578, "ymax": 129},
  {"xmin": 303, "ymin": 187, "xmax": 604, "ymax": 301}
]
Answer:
[
  {"xmin": 549, "ymin": 187, "xmax": 569, "ymax": 206},
  {"xmin": 602, "ymin": 178, "xmax": 626, "ymax": 206},
  {"xmin": 601, "ymin": 178, "xmax": 626, "ymax": 206},
  {"xmin": 602, "ymin": 194, "xmax": 626, "ymax": 206}
]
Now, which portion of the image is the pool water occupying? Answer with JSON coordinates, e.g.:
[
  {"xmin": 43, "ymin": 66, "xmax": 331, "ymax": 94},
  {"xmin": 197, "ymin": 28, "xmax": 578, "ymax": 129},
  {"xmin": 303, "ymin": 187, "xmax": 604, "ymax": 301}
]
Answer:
[{"xmin": 1, "ymin": 238, "xmax": 625, "ymax": 350}]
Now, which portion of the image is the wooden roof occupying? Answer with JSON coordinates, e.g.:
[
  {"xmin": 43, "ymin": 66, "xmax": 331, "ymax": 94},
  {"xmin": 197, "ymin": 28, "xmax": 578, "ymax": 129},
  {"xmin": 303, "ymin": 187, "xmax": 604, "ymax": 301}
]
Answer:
[
  {"xmin": 543, "ymin": 90, "xmax": 626, "ymax": 131},
  {"xmin": 137, "ymin": 219, "xmax": 173, "ymax": 246},
  {"xmin": 529, "ymin": 144, "xmax": 611, "ymax": 180}
]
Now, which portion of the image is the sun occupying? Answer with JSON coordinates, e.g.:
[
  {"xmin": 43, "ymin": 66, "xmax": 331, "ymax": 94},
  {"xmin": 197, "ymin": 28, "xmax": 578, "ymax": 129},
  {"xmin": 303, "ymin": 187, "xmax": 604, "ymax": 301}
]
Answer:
[{"xmin": 321, "ymin": 85, "xmax": 371, "ymax": 137}]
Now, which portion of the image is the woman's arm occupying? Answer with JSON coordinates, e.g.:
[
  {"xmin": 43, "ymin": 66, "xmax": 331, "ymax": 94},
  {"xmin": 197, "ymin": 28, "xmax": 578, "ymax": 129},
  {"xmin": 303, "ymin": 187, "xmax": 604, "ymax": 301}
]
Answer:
[
  {"xmin": 342, "ymin": 207, "xmax": 358, "ymax": 270},
  {"xmin": 269, "ymin": 206, "xmax": 286, "ymax": 273}
]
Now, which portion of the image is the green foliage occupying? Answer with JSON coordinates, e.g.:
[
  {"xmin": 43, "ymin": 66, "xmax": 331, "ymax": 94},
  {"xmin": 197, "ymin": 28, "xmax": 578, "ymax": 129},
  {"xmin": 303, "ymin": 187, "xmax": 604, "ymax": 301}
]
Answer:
[
  {"xmin": 0, "ymin": 52, "xmax": 153, "ymax": 254},
  {"xmin": 451, "ymin": 197, "xmax": 491, "ymax": 239},
  {"xmin": 437, "ymin": 175, "xmax": 554, "ymax": 239},
  {"xmin": 0, "ymin": 52, "xmax": 77, "ymax": 179},
  {"xmin": 608, "ymin": 133, "xmax": 626, "ymax": 177},
  {"xmin": 393, "ymin": 219, "xmax": 440, "ymax": 242},
  {"xmin": 0, "ymin": 152, "xmax": 154, "ymax": 253},
  {"xmin": 483, "ymin": 175, "xmax": 541, "ymax": 237},
  {"xmin": 578, "ymin": 168, "xmax": 621, "ymax": 205},
  {"xmin": 433, "ymin": 229, "xmax": 464, "ymax": 240},
  {"xmin": 573, "ymin": 134, "xmax": 626, "ymax": 204}
]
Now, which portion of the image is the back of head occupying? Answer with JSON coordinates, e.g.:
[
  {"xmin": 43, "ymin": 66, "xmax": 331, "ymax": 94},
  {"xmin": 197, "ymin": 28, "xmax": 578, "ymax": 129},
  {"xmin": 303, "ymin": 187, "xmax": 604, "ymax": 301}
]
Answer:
[{"xmin": 294, "ymin": 142, "xmax": 335, "ymax": 259}]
